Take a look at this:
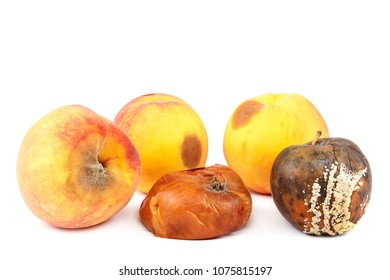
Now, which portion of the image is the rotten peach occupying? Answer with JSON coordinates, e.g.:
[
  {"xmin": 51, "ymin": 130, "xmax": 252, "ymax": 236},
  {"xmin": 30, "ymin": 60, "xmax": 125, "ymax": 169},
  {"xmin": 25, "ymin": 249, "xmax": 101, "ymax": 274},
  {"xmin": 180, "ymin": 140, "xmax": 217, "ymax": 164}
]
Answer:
[
  {"xmin": 139, "ymin": 165, "xmax": 252, "ymax": 240},
  {"xmin": 16, "ymin": 105, "xmax": 141, "ymax": 228},
  {"xmin": 270, "ymin": 131, "xmax": 372, "ymax": 236},
  {"xmin": 223, "ymin": 93, "xmax": 329, "ymax": 194},
  {"xmin": 114, "ymin": 93, "xmax": 208, "ymax": 193}
]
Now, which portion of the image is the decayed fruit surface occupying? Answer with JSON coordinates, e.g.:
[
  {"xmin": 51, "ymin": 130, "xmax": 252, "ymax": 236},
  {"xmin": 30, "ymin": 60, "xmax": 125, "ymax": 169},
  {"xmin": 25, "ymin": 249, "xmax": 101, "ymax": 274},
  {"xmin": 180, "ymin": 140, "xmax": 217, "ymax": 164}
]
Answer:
[
  {"xmin": 223, "ymin": 93, "xmax": 329, "ymax": 194},
  {"xmin": 139, "ymin": 165, "xmax": 252, "ymax": 240},
  {"xmin": 270, "ymin": 132, "xmax": 372, "ymax": 236},
  {"xmin": 16, "ymin": 105, "xmax": 141, "ymax": 228},
  {"xmin": 114, "ymin": 93, "xmax": 208, "ymax": 193}
]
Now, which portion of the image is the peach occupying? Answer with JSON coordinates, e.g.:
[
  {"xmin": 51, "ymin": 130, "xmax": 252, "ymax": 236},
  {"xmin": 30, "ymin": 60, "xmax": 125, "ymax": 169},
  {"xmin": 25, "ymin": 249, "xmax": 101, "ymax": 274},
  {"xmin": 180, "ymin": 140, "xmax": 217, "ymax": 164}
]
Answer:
[
  {"xmin": 114, "ymin": 93, "xmax": 208, "ymax": 193},
  {"xmin": 223, "ymin": 93, "xmax": 329, "ymax": 194},
  {"xmin": 139, "ymin": 165, "xmax": 252, "ymax": 240},
  {"xmin": 16, "ymin": 105, "xmax": 141, "ymax": 228}
]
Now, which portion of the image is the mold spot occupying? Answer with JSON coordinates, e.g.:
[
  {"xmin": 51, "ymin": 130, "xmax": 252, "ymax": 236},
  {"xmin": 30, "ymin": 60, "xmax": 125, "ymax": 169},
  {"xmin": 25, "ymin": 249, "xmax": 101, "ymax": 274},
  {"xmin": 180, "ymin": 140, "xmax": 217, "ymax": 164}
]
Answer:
[
  {"xmin": 232, "ymin": 100, "xmax": 264, "ymax": 129},
  {"xmin": 84, "ymin": 162, "xmax": 109, "ymax": 189},
  {"xmin": 81, "ymin": 154, "xmax": 111, "ymax": 190},
  {"xmin": 181, "ymin": 134, "xmax": 202, "ymax": 168}
]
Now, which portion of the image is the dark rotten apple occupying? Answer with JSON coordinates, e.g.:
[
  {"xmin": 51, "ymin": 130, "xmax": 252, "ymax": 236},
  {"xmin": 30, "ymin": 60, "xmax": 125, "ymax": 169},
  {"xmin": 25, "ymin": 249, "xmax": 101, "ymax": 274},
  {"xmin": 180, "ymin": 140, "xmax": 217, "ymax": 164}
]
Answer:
[{"xmin": 270, "ymin": 131, "xmax": 372, "ymax": 236}]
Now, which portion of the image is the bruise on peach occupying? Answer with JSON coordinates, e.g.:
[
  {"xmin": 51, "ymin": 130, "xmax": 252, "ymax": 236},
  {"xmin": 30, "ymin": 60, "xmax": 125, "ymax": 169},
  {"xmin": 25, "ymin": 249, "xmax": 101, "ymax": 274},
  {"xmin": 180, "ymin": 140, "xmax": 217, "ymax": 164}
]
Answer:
[
  {"xmin": 232, "ymin": 100, "xmax": 264, "ymax": 129},
  {"xmin": 181, "ymin": 134, "xmax": 202, "ymax": 168}
]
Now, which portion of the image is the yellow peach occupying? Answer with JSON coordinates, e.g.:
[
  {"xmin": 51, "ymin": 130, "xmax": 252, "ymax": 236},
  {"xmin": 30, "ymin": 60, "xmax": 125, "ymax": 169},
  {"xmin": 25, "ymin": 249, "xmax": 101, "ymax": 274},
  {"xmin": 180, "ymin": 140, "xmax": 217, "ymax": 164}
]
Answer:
[
  {"xmin": 114, "ymin": 93, "xmax": 208, "ymax": 193},
  {"xmin": 16, "ymin": 105, "xmax": 141, "ymax": 228},
  {"xmin": 223, "ymin": 93, "xmax": 329, "ymax": 194}
]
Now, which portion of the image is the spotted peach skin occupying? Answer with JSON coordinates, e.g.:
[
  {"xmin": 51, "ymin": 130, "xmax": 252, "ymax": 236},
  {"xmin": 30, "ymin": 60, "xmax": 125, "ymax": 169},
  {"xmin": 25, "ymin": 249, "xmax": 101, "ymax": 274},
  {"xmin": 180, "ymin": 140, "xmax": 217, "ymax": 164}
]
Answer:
[{"xmin": 115, "ymin": 93, "xmax": 208, "ymax": 193}]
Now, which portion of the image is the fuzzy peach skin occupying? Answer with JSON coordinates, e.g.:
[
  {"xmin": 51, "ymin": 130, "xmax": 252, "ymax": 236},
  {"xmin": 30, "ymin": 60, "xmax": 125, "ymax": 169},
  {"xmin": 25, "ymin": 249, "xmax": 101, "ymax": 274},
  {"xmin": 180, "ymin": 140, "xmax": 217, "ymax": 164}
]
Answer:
[
  {"xmin": 223, "ymin": 93, "xmax": 329, "ymax": 194},
  {"xmin": 114, "ymin": 93, "xmax": 208, "ymax": 193},
  {"xmin": 16, "ymin": 105, "xmax": 141, "ymax": 228}
]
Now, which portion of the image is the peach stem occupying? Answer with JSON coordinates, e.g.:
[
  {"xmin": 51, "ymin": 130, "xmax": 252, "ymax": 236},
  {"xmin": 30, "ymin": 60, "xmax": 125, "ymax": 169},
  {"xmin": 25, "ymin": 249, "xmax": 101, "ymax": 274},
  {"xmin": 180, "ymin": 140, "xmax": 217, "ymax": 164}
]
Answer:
[{"xmin": 210, "ymin": 175, "xmax": 227, "ymax": 192}]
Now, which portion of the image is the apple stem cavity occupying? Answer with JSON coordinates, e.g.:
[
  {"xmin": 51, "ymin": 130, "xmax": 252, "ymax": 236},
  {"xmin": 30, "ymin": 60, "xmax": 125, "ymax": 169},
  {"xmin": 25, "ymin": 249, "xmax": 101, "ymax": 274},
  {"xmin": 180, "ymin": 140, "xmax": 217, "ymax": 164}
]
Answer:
[
  {"xmin": 311, "ymin": 130, "xmax": 322, "ymax": 145},
  {"xmin": 210, "ymin": 175, "xmax": 227, "ymax": 192}
]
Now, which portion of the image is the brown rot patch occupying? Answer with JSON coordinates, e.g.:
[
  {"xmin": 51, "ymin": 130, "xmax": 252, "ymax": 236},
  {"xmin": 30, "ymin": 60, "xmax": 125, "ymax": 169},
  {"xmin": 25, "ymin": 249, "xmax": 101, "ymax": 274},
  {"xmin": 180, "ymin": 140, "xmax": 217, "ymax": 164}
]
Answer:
[
  {"xmin": 232, "ymin": 100, "xmax": 264, "ymax": 129},
  {"xmin": 181, "ymin": 134, "xmax": 202, "ymax": 168}
]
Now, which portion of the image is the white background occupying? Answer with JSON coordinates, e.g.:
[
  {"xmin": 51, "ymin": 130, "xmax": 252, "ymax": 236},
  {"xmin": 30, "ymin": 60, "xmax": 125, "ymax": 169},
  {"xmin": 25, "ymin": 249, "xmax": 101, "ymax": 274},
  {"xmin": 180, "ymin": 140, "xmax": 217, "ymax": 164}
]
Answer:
[{"xmin": 1, "ymin": 1, "xmax": 389, "ymax": 279}]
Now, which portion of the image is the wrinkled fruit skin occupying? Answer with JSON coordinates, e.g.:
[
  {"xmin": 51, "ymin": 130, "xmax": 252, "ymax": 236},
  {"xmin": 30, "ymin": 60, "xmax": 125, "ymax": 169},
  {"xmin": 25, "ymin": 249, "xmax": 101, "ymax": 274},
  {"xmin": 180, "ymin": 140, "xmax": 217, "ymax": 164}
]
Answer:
[
  {"xmin": 271, "ymin": 137, "xmax": 372, "ymax": 236},
  {"xmin": 139, "ymin": 165, "xmax": 252, "ymax": 240}
]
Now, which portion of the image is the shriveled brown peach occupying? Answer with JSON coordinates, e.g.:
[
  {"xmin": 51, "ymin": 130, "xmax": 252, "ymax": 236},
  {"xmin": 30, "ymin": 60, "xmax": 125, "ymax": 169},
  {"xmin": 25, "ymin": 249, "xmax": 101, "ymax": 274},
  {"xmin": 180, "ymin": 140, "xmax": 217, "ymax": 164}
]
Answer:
[{"xmin": 139, "ymin": 165, "xmax": 252, "ymax": 240}]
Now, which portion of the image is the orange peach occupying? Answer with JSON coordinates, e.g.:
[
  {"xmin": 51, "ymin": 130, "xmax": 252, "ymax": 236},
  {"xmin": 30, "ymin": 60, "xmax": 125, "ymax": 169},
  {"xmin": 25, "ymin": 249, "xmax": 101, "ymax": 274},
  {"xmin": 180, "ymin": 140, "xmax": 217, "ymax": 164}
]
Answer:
[
  {"xmin": 223, "ymin": 93, "xmax": 329, "ymax": 194},
  {"xmin": 16, "ymin": 105, "xmax": 141, "ymax": 228},
  {"xmin": 114, "ymin": 93, "xmax": 208, "ymax": 193}
]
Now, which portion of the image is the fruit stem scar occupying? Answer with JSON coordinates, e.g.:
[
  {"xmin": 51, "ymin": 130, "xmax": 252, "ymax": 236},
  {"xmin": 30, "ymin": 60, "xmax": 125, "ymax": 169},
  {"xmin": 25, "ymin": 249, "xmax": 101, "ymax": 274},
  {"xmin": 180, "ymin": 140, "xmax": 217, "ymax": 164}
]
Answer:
[
  {"xmin": 100, "ymin": 156, "xmax": 119, "ymax": 166},
  {"xmin": 210, "ymin": 175, "xmax": 227, "ymax": 192},
  {"xmin": 311, "ymin": 130, "xmax": 322, "ymax": 145}
]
